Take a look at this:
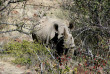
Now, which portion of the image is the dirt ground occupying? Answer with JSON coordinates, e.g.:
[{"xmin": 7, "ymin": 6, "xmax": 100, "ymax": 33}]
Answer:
[
  {"xmin": 0, "ymin": 55, "xmax": 37, "ymax": 74},
  {"xmin": 0, "ymin": 61, "xmax": 26, "ymax": 74}
]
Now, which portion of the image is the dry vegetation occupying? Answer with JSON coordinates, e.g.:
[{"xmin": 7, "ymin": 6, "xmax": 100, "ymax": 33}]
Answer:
[{"xmin": 0, "ymin": 0, "xmax": 110, "ymax": 74}]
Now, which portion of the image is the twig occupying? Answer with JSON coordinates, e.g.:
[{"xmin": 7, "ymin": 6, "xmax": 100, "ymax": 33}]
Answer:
[
  {"xmin": 33, "ymin": 50, "xmax": 43, "ymax": 74},
  {"xmin": 0, "ymin": 22, "xmax": 18, "ymax": 26},
  {"xmin": 74, "ymin": 28, "xmax": 91, "ymax": 39},
  {"xmin": 0, "ymin": 1, "xmax": 10, "ymax": 11},
  {"xmin": 0, "ymin": 29, "xmax": 30, "ymax": 35},
  {"xmin": 0, "ymin": 29, "xmax": 17, "ymax": 34},
  {"xmin": 0, "ymin": 0, "xmax": 27, "ymax": 11},
  {"xmin": 45, "ymin": 46, "xmax": 55, "ymax": 60}
]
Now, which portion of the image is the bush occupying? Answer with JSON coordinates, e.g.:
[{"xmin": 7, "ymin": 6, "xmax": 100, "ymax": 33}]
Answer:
[{"xmin": 3, "ymin": 40, "xmax": 50, "ymax": 65}]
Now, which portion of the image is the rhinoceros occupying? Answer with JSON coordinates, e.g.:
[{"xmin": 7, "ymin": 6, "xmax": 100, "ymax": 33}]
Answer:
[{"xmin": 32, "ymin": 17, "xmax": 75, "ymax": 57}]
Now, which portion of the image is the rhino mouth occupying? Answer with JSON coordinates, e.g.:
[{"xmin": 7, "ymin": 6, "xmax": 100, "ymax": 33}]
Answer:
[{"xmin": 69, "ymin": 47, "xmax": 75, "ymax": 49}]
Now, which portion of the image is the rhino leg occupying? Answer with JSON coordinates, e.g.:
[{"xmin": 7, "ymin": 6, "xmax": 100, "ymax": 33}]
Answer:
[{"xmin": 32, "ymin": 33, "xmax": 38, "ymax": 42}]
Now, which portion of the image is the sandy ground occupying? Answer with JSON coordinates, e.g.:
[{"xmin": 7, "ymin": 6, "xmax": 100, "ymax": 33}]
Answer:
[{"xmin": 0, "ymin": 61, "xmax": 26, "ymax": 74}]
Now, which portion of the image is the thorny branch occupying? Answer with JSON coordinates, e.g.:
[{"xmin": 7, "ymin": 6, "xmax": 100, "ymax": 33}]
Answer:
[
  {"xmin": 0, "ymin": 0, "xmax": 27, "ymax": 11},
  {"xmin": 0, "ymin": 29, "xmax": 30, "ymax": 35}
]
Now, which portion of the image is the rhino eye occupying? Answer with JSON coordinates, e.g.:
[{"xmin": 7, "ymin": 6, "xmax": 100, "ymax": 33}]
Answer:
[{"xmin": 61, "ymin": 33, "xmax": 63, "ymax": 35}]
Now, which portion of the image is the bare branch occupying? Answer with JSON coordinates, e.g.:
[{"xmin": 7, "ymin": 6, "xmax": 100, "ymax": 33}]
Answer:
[
  {"xmin": 0, "ymin": 1, "xmax": 10, "ymax": 11},
  {"xmin": 0, "ymin": 0, "xmax": 27, "ymax": 11}
]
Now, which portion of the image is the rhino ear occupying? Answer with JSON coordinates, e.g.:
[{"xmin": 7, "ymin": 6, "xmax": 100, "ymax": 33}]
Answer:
[
  {"xmin": 64, "ymin": 28, "xmax": 68, "ymax": 39},
  {"xmin": 68, "ymin": 22, "xmax": 74, "ymax": 31},
  {"xmin": 54, "ymin": 24, "xmax": 58, "ymax": 31}
]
